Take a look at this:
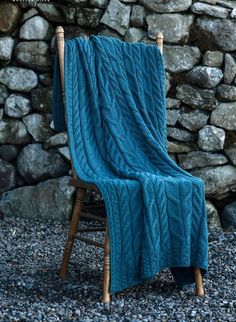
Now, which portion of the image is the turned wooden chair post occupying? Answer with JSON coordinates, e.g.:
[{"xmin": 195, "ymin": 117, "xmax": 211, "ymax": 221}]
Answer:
[
  {"xmin": 55, "ymin": 26, "xmax": 111, "ymax": 303},
  {"xmin": 55, "ymin": 26, "xmax": 86, "ymax": 279},
  {"xmin": 55, "ymin": 26, "xmax": 204, "ymax": 303}
]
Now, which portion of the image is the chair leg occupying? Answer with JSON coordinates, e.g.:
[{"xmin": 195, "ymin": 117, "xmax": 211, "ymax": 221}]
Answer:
[
  {"xmin": 102, "ymin": 220, "xmax": 111, "ymax": 303},
  {"xmin": 194, "ymin": 268, "xmax": 204, "ymax": 296},
  {"xmin": 59, "ymin": 187, "xmax": 86, "ymax": 278}
]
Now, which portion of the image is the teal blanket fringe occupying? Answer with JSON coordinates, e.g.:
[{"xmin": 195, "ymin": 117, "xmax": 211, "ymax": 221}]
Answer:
[{"xmin": 52, "ymin": 36, "xmax": 208, "ymax": 294}]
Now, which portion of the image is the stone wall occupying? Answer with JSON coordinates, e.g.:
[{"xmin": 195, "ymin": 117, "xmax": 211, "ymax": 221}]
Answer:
[{"xmin": 0, "ymin": 0, "xmax": 236, "ymax": 230}]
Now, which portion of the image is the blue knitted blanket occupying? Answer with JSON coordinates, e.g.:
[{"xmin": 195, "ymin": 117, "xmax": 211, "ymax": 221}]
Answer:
[{"xmin": 52, "ymin": 36, "xmax": 208, "ymax": 294}]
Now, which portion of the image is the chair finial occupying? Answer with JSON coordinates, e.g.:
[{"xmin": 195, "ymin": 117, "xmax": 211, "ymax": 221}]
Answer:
[
  {"xmin": 156, "ymin": 32, "xmax": 163, "ymax": 54},
  {"xmin": 56, "ymin": 26, "xmax": 64, "ymax": 35}
]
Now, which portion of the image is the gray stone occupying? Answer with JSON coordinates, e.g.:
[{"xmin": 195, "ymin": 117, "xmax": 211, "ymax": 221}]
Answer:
[
  {"xmin": 206, "ymin": 200, "xmax": 221, "ymax": 229},
  {"xmin": 178, "ymin": 110, "xmax": 209, "ymax": 132},
  {"xmin": 211, "ymin": 102, "xmax": 236, "ymax": 130},
  {"xmin": 101, "ymin": 0, "xmax": 131, "ymax": 36},
  {"xmin": 90, "ymin": 0, "xmax": 109, "ymax": 9},
  {"xmin": 140, "ymin": 0, "xmax": 192, "ymax": 13},
  {"xmin": 120, "ymin": 0, "xmax": 137, "ymax": 2},
  {"xmin": 142, "ymin": 37, "xmax": 156, "ymax": 46},
  {"xmin": 23, "ymin": 113, "xmax": 53, "ymax": 142},
  {"xmin": 22, "ymin": 8, "xmax": 38, "ymax": 22},
  {"xmin": 0, "ymin": 145, "xmax": 19, "ymax": 162},
  {"xmin": 0, "ymin": 3, "xmax": 22, "ymax": 33},
  {"xmin": 39, "ymin": 73, "xmax": 53, "ymax": 87},
  {"xmin": 195, "ymin": 18, "xmax": 236, "ymax": 51},
  {"xmin": 31, "ymin": 88, "xmax": 53, "ymax": 113},
  {"xmin": 166, "ymin": 109, "xmax": 180, "ymax": 126},
  {"xmin": 77, "ymin": 8, "xmax": 103, "ymax": 28},
  {"xmin": 125, "ymin": 28, "xmax": 146, "ymax": 42},
  {"xmin": 210, "ymin": 0, "xmax": 236, "ymax": 9},
  {"xmin": 0, "ymin": 37, "xmax": 14, "ymax": 61},
  {"xmin": 203, "ymin": 51, "xmax": 224, "ymax": 67},
  {"xmin": 20, "ymin": 0, "xmax": 37, "ymax": 8},
  {"xmin": 178, "ymin": 151, "xmax": 227, "ymax": 170},
  {"xmin": 166, "ymin": 98, "xmax": 181, "ymax": 109},
  {"xmin": 221, "ymin": 201, "xmax": 236, "ymax": 231},
  {"xmin": 58, "ymin": 146, "xmax": 71, "ymax": 162},
  {"xmin": 166, "ymin": 72, "xmax": 171, "ymax": 94},
  {"xmin": 0, "ymin": 67, "xmax": 38, "ymax": 93},
  {"xmin": 0, "ymin": 85, "xmax": 9, "ymax": 105},
  {"xmin": 224, "ymin": 54, "xmax": 236, "ymax": 84},
  {"xmin": 37, "ymin": 4, "xmax": 65, "ymax": 22},
  {"xmin": 20, "ymin": 16, "xmax": 53, "ymax": 40},
  {"xmin": 167, "ymin": 141, "xmax": 193, "ymax": 153},
  {"xmin": 191, "ymin": 165, "xmax": 236, "ymax": 197},
  {"xmin": 225, "ymin": 144, "xmax": 236, "ymax": 166},
  {"xmin": 167, "ymin": 127, "xmax": 195, "ymax": 141},
  {"xmin": 61, "ymin": 6, "xmax": 76, "ymax": 24},
  {"xmin": 62, "ymin": 0, "xmax": 87, "ymax": 4},
  {"xmin": 147, "ymin": 14, "xmax": 194, "ymax": 43},
  {"xmin": 176, "ymin": 84, "xmax": 218, "ymax": 110},
  {"xmin": 50, "ymin": 120, "xmax": 55, "ymax": 131},
  {"xmin": 0, "ymin": 120, "xmax": 31, "ymax": 145},
  {"xmin": 186, "ymin": 66, "xmax": 223, "ymax": 89},
  {"xmin": 99, "ymin": 28, "xmax": 122, "ymax": 39},
  {"xmin": 198, "ymin": 125, "xmax": 225, "ymax": 151},
  {"xmin": 4, "ymin": 94, "xmax": 31, "ymax": 118},
  {"xmin": 231, "ymin": 8, "xmax": 236, "ymax": 17},
  {"xmin": 130, "ymin": 5, "xmax": 145, "ymax": 27},
  {"xmin": 15, "ymin": 41, "xmax": 51, "ymax": 70},
  {"xmin": 0, "ymin": 109, "xmax": 3, "ymax": 120},
  {"xmin": 43, "ymin": 132, "xmax": 68, "ymax": 149},
  {"xmin": 217, "ymin": 84, "xmax": 236, "ymax": 102},
  {"xmin": 17, "ymin": 144, "xmax": 69, "ymax": 184},
  {"xmin": 0, "ymin": 159, "xmax": 17, "ymax": 194},
  {"xmin": 164, "ymin": 45, "xmax": 201, "ymax": 73},
  {"xmin": 0, "ymin": 176, "xmax": 75, "ymax": 223},
  {"xmin": 191, "ymin": 2, "xmax": 229, "ymax": 18}
]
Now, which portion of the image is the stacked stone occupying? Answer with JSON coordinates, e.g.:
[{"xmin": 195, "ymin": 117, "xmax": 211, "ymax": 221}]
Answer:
[{"xmin": 0, "ymin": 0, "xmax": 235, "ymax": 230}]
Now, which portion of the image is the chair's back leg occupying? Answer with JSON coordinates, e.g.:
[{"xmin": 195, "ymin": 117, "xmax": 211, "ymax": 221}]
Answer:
[
  {"xmin": 55, "ymin": 26, "xmax": 79, "ymax": 183},
  {"xmin": 55, "ymin": 26, "xmax": 65, "ymax": 98},
  {"xmin": 55, "ymin": 26, "xmax": 86, "ymax": 278}
]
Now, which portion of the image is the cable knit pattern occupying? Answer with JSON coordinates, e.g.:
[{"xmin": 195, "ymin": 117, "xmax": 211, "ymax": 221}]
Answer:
[{"xmin": 52, "ymin": 36, "xmax": 208, "ymax": 294}]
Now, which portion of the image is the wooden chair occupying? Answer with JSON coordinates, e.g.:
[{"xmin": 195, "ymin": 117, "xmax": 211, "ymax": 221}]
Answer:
[{"xmin": 55, "ymin": 26, "xmax": 204, "ymax": 303}]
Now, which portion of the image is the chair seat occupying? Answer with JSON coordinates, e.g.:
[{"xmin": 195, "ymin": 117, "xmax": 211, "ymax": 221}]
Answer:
[{"xmin": 69, "ymin": 178, "xmax": 97, "ymax": 190}]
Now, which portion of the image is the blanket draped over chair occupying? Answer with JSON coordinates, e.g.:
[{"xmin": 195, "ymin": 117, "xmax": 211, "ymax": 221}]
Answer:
[{"xmin": 52, "ymin": 36, "xmax": 208, "ymax": 294}]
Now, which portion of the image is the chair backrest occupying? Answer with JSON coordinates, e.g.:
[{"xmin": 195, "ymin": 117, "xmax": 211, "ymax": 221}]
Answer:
[
  {"xmin": 54, "ymin": 28, "xmax": 164, "ymax": 179},
  {"xmin": 55, "ymin": 27, "xmax": 164, "ymax": 106}
]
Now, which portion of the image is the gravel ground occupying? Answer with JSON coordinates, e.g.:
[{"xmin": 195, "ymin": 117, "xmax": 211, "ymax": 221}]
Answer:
[{"xmin": 0, "ymin": 216, "xmax": 235, "ymax": 322}]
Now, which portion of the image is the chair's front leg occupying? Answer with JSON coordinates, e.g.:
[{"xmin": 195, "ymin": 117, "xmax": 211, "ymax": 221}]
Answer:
[
  {"xmin": 194, "ymin": 268, "xmax": 204, "ymax": 296},
  {"xmin": 59, "ymin": 188, "xmax": 86, "ymax": 278},
  {"xmin": 102, "ymin": 220, "xmax": 111, "ymax": 303}
]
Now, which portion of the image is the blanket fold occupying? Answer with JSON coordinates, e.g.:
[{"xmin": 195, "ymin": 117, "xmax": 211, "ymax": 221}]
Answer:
[{"xmin": 53, "ymin": 35, "xmax": 208, "ymax": 293}]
